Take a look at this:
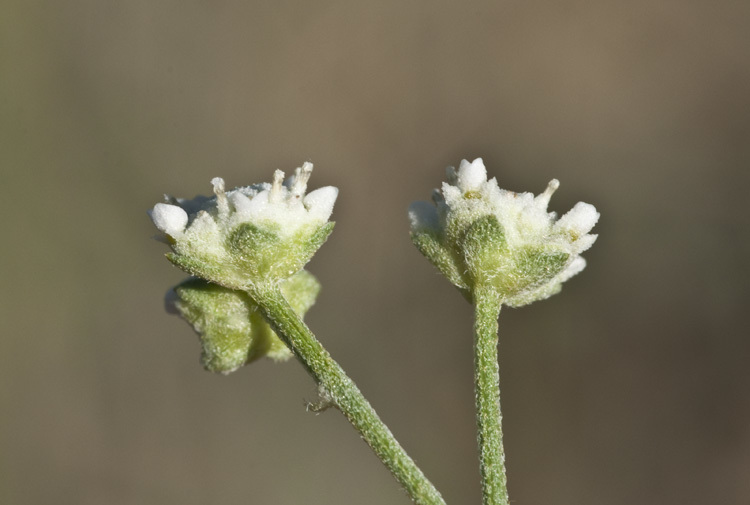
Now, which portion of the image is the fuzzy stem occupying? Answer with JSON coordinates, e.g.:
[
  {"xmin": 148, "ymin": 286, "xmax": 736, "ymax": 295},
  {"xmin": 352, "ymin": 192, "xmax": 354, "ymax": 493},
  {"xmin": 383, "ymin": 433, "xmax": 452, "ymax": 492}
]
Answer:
[
  {"xmin": 247, "ymin": 282, "xmax": 446, "ymax": 505},
  {"xmin": 473, "ymin": 287, "xmax": 509, "ymax": 505}
]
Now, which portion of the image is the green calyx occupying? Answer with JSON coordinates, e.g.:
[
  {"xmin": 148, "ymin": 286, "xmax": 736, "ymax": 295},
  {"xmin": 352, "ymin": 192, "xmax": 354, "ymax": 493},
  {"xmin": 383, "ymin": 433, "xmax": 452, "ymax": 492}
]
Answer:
[
  {"xmin": 411, "ymin": 214, "xmax": 570, "ymax": 306},
  {"xmin": 228, "ymin": 221, "xmax": 335, "ymax": 281},
  {"xmin": 170, "ymin": 269, "xmax": 321, "ymax": 373},
  {"xmin": 168, "ymin": 221, "xmax": 335, "ymax": 288}
]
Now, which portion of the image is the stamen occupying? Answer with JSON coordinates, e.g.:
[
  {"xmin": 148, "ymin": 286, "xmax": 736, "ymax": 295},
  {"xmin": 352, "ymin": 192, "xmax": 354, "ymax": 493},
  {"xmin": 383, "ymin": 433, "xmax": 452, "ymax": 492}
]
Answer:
[
  {"xmin": 536, "ymin": 179, "xmax": 559, "ymax": 208},
  {"xmin": 291, "ymin": 162, "xmax": 313, "ymax": 197},
  {"xmin": 211, "ymin": 177, "xmax": 230, "ymax": 218},
  {"xmin": 269, "ymin": 170, "xmax": 285, "ymax": 203}
]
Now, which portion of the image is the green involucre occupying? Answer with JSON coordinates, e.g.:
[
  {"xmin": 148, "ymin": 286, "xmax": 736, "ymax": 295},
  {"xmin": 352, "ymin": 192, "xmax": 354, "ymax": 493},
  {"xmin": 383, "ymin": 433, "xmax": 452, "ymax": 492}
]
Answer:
[
  {"xmin": 170, "ymin": 270, "xmax": 321, "ymax": 373},
  {"xmin": 412, "ymin": 214, "xmax": 573, "ymax": 306},
  {"xmin": 168, "ymin": 221, "xmax": 334, "ymax": 288}
]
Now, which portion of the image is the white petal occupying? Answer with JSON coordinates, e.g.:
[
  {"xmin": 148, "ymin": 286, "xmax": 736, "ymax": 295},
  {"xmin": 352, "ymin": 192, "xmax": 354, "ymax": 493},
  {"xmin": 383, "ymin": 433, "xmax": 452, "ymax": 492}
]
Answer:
[
  {"xmin": 150, "ymin": 203, "xmax": 188, "ymax": 236},
  {"xmin": 572, "ymin": 234, "xmax": 598, "ymax": 254},
  {"xmin": 229, "ymin": 191, "xmax": 253, "ymax": 213},
  {"xmin": 440, "ymin": 183, "xmax": 462, "ymax": 205},
  {"xmin": 555, "ymin": 202, "xmax": 599, "ymax": 236},
  {"xmin": 241, "ymin": 189, "xmax": 270, "ymax": 219},
  {"xmin": 457, "ymin": 158, "xmax": 487, "ymax": 191},
  {"xmin": 556, "ymin": 256, "xmax": 587, "ymax": 283},
  {"xmin": 303, "ymin": 186, "xmax": 338, "ymax": 221},
  {"xmin": 408, "ymin": 201, "xmax": 439, "ymax": 233}
]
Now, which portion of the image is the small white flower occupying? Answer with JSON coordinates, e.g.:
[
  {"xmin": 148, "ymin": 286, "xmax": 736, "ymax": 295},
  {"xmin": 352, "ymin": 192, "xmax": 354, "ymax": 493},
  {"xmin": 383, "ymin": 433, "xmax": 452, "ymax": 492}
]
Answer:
[
  {"xmin": 409, "ymin": 158, "xmax": 599, "ymax": 306},
  {"xmin": 150, "ymin": 162, "xmax": 338, "ymax": 287},
  {"xmin": 150, "ymin": 202, "xmax": 189, "ymax": 237}
]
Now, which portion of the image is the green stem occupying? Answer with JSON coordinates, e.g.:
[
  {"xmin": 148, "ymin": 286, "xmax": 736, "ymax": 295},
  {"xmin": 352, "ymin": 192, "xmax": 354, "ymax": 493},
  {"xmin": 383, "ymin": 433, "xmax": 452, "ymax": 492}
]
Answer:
[
  {"xmin": 247, "ymin": 282, "xmax": 446, "ymax": 505},
  {"xmin": 473, "ymin": 287, "xmax": 509, "ymax": 505}
]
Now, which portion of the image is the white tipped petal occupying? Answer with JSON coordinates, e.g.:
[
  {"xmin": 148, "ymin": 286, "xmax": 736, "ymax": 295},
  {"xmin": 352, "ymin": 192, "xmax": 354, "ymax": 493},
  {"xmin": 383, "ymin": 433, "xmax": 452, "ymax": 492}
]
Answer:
[
  {"xmin": 556, "ymin": 202, "xmax": 600, "ymax": 235},
  {"xmin": 303, "ymin": 186, "xmax": 338, "ymax": 221},
  {"xmin": 441, "ymin": 183, "xmax": 462, "ymax": 204},
  {"xmin": 150, "ymin": 203, "xmax": 188, "ymax": 236},
  {"xmin": 557, "ymin": 256, "xmax": 587, "ymax": 283},
  {"xmin": 229, "ymin": 191, "xmax": 253, "ymax": 213},
  {"xmin": 242, "ymin": 189, "xmax": 270, "ymax": 218},
  {"xmin": 457, "ymin": 158, "xmax": 487, "ymax": 191},
  {"xmin": 572, "ymin": 233, "xmax": 598, "ymax": 253},
  {"xmin": 408, "ymin": 201, "xmax": 439, "ymax": 233}
]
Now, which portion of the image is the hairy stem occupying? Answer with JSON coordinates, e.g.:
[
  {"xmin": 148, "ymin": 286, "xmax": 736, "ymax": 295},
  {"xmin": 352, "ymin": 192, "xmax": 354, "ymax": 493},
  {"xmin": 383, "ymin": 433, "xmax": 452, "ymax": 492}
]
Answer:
[
  {"xmin": 473, "ymin": 287, "xmax": 509, "ymax": 505},
  {"xmin": 248, "ymin": 282, "xmax": 446, "ymax": 505}
]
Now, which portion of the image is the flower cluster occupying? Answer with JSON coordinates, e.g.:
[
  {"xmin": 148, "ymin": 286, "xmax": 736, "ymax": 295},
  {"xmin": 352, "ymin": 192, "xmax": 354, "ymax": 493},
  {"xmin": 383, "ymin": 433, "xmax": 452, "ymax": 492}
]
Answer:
[
  {"xmin": 409, "ymin": 158, "xmax": 599, "ymax": 306},
  {"xmin": 150, "ymin": 163, "xmax": 337, "ymax": 370},
  {"xmin": 149, "ymin": 162, "xmax": 338, "ymax": 287}
]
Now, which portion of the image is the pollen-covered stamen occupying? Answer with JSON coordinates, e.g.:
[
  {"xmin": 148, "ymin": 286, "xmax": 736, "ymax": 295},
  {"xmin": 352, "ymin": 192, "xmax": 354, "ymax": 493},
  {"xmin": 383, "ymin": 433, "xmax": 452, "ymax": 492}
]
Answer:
[
  {"xmin": 269, "ymin": 169, "xmax": 285, "ymax": 203},
  {"xmin": 211, "ymin": 177, "xmax": 230, "ymax": 219},
  {"xmin": 291, "ymin": 162, "xmax": 313, "ymax": 198},
  {"xmin": 536, "ymin": 179, "xmax": 560, "ymax": 209}
]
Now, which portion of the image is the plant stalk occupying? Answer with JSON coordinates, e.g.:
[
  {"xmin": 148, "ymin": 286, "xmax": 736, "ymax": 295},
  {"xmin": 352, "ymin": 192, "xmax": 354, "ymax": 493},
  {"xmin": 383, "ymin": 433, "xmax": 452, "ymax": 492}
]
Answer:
[
  {"xmin": 473, "ymin": 287, "xmax": 509, "ymax": 505},
  {"xmin": 247, "ymin": 282, "xmax": 446, "ymax": 505}
]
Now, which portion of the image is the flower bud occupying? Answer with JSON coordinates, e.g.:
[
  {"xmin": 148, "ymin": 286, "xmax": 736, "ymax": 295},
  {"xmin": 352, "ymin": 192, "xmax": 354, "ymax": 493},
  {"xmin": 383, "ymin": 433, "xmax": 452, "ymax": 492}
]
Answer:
[{"xmin": 168, "ymin": 270, "xmax": 321, "ymax": 373}]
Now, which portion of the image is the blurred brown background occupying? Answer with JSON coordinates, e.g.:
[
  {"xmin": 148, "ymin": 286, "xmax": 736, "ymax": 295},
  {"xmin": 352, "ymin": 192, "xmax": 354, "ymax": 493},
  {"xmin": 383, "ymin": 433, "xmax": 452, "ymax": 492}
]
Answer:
[{"xmin": 2, "ymin": 1, "xmax": 749, "ymax": 504}]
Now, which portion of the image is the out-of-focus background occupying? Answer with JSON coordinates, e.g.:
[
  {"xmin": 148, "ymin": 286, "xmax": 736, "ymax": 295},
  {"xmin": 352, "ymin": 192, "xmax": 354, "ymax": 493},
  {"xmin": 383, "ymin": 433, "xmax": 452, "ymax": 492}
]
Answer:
[{"xmin": 2, "ymin": 1, "xmax": 749, "ymax": 504}]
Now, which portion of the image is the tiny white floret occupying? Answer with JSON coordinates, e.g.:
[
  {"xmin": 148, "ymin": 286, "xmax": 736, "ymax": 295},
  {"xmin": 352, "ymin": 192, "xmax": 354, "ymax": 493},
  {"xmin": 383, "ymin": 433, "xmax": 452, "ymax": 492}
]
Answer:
[
  {"xmin": 303, "ymin": 186, "xmax": 339, "ymax": 222},
  {"xmin": 555, "ymin": 202, "xmax": 600, "ymax": 237},
  {"xmin": 456, "ymin": 158, "xmax": 488, "ymax": 192},
  {"xmin": 150, "ymin": 203, "xmax": 188, "ymax": 237}
]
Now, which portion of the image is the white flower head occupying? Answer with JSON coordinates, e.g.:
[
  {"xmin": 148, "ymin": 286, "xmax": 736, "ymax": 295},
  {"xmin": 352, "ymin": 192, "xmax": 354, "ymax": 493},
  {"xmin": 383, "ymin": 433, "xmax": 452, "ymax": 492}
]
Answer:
[
  {"xmin": 409, "ymin": 158, "xmax": 599, "ymax": 307},
  {"xmin": 150, "ymin": 162, "xmax": 338, "ymax": 287}
]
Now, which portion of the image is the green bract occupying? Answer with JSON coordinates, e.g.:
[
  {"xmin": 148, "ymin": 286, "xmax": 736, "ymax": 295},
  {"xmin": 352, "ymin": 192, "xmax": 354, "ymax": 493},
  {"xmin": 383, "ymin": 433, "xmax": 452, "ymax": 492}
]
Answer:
[
  {"xmin": 168, "ymin": 270, "xmax": 321, "ymax": 373},
  {"xmin": 409, "ymin": 158, "xmax": 599, "ymax": 307},
  {"xmin": 149, "ymin": 163, "xmax": 338, "ymax": 288}
]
